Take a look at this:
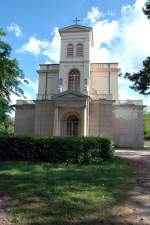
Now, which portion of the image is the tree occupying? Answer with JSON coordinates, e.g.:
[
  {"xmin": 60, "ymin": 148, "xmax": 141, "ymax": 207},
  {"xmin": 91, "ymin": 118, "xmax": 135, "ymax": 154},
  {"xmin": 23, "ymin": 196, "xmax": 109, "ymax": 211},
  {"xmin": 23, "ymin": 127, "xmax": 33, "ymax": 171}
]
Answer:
[
  {"xmin": 0, "ymin": 117, "xmax": 14, "ymax": 135},
  {"xmin": 124, "ymin": 57, "xmax": 150, "ymax": 95},
  {"xmin": 124, "ymin": 1, "xmax": 150, "ymax": 95},
  {"xmin": 143, "ymin": 0, "xmax": 150, "ymax": 19},
  {"xmin": 0, "ymin": 28, "xmax": 24, "ymax": 129}
]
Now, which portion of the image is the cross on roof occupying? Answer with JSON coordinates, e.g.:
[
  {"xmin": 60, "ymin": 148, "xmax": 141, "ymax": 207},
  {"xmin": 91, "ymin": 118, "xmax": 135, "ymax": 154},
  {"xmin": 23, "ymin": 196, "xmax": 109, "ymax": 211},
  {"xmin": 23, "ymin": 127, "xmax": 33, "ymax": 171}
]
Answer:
[{"xmin": 73, "ymin": 17, "xmax": 80, "ymax": 24}]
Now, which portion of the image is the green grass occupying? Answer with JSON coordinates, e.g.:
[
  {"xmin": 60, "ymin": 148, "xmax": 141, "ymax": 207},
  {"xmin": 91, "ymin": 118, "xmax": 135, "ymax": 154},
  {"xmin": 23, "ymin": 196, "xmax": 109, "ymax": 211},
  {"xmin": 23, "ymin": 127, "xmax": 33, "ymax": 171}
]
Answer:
[{"xmin": 0, "ymin": 157, "xmax": 134, "ymax": 225}]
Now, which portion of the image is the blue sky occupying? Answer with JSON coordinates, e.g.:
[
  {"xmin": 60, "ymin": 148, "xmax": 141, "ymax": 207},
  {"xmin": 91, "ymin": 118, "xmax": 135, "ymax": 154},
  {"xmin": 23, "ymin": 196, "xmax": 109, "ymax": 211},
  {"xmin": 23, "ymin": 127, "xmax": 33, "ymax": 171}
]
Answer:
[{"xmin": 0, "ymin": 0, "xmax": 150, "ymax": 110}]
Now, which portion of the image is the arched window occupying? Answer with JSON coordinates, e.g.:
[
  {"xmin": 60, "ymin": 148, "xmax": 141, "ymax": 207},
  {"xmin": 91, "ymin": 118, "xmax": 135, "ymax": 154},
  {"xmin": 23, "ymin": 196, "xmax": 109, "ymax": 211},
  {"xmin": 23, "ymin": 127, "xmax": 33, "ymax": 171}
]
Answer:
[
  {"xmin": 67, "ymin": 44, "xmax": 74, "ymax": 57},
  {"xmin": 76, "ymin": 43, "xmax": 83, "ymax": 57},
  {"xmin": 68, "ymin": 69, "xmax": 80, "ymax": 92},
  {"xmin": 67, "ymin": 115, "xmax": 79, "ymax": 136}
]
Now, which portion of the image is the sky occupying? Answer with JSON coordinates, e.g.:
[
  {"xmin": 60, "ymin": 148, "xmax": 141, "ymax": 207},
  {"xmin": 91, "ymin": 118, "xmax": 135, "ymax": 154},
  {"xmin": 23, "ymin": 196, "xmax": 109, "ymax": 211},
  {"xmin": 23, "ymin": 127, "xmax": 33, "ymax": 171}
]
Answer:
[{"xmin": 0, "ymin": 0, "xmax": 150, "ymax": 113}]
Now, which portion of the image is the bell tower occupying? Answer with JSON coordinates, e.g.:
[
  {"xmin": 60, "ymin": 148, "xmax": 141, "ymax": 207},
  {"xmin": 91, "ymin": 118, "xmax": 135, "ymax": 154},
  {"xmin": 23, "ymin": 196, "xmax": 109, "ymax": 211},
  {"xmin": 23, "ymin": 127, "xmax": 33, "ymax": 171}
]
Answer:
[{"xmin": 58, "ymin": 23, "xmax": 93, "ymax": 95}]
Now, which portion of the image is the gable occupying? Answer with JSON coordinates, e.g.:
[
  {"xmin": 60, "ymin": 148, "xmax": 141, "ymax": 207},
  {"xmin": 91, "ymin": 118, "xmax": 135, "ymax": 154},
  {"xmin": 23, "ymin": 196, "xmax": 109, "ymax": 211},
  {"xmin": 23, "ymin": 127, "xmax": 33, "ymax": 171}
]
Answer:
[
  {"xmin": 59, "ymin": 25, "xmax": 92, "ymax": 34},
  {"xmin": 52, "ymin": 91, "xmax": 88, "ymax": 99}
]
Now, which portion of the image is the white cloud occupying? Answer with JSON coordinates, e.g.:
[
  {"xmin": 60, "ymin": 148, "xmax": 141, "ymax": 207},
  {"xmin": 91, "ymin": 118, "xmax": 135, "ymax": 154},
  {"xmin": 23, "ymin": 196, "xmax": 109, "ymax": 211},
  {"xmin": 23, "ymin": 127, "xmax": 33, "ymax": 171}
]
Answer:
[
  {"xmin": 87, "ymin": 7, "xmax": 103, "ymax": 24},
  {"xmin": 7, "ymin": 23, "xmax": 22, "ymax": 37},
  {"xmin": 10, "ymin": 92, "xmax": 33, "ymax": 117},
  {"xmin": 43, "ymin": 27, "xmax": 60, "ymax": 63},
  {"xmin": 143, "ymin": 99, "xmax": 150, "ymax": 111},
  {"xmin": 119, "ymin": 88, "xmax": 138, "ymax": 100},
  {"xmin": 88, "ymin": 0, "xmax": 150, "ymax": 74},
  {"xmin": 118, "ymin": 76, "xmax": 132, "ymax": 86},
  {"xmin": 17, "ymin": 36, "xmax": 48, "ymax": 55},
  {"xmin": 118, "ymin": 75, "xmax": 150, "ymax": 110},
  {"xmin": 45, "ymin": 61, "xmax": 51, "ymax": 64},
  {"xmin": 16, "ymin": 0, "xmax": 149, "ymax": 69},
  {"xmin": 24, "ymin": 78, "xmax": 38, "ymax": 93},
  {"xmin": 17, "ymin": 27, "xmax": 60, "ymax": 63},
  {"xmin": 86, "ymin": 1, "xmax": 150, "ymax": 109},
  {"xmin": 91, "ymin": 19, "xmax": 118, "ymax": 62},
  {"xmin": 119, "ymin": 87, "xmax": 150, "ymax": 110},
  {"xmin": 10, "ymin": 92, "xmax": 33, "ymax": 105}
]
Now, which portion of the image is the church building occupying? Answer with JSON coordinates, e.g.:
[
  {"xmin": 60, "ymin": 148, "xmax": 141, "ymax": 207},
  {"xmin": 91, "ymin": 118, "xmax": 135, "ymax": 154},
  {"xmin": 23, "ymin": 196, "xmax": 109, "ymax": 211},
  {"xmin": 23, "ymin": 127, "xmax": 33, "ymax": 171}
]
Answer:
[{"xmin": 15, "ymin": 23, "xmax": 144, "ymax": 148}]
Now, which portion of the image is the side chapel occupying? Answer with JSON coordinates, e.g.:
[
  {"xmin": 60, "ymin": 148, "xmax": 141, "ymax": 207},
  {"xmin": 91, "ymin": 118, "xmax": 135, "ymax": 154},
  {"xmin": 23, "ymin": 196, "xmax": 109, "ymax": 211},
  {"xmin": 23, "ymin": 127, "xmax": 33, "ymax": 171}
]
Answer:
[{"xmin": 15, "ymin": 23, "xmax": 144, "ymax": 148}]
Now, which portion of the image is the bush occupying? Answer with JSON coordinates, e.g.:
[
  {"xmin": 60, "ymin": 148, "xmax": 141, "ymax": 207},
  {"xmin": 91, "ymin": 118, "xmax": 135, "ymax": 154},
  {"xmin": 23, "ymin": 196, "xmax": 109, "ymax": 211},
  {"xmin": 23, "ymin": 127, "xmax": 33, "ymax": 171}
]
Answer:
[
  {"xmin": 0, "ymin": 136, "xmax": 115, "ymax": 163},
  {"xmin": 145, "ymin": 134, "xmax": 150, "ymax": 140}
]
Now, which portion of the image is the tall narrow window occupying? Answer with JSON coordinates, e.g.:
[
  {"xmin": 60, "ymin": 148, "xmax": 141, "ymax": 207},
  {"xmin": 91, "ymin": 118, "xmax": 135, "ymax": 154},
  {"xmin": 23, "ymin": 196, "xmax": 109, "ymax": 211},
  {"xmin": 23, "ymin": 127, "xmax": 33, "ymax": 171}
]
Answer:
[
  {"xmin": 68, "ymin": 69, "xmax": 80, "ymax": 92},
  {"xmin": 67, "ymin": 44, "xmax": 74, "ymax": 57},
  {"xmin": 76, "ymin": 43, "xmax": 83, "ymax": 57}
]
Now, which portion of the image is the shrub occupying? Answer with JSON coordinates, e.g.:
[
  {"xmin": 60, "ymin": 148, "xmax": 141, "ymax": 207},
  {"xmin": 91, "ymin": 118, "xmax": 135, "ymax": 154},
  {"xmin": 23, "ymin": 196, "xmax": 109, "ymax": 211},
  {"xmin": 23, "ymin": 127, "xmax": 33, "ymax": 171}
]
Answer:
[{"xmin": 0, "ymin": 136, "xmax": 115, "ymax": 163}]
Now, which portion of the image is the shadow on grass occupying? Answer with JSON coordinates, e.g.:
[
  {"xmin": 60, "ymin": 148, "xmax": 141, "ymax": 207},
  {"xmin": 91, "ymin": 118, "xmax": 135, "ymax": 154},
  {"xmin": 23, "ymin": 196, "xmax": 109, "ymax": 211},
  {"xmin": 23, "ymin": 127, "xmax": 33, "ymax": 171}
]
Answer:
[{"xmin": 0, "ymin": 157, "xmax": 134, "ymax": 225}]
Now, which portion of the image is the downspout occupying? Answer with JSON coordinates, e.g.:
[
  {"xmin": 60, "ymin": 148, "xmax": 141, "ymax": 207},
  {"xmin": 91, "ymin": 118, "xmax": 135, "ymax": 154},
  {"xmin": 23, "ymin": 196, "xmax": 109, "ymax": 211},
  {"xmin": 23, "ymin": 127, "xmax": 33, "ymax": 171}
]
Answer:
[
  {"xmin": 108, "ymin": 64, "xmax": 111, "ymax": 94},
  {"xmin": 45, "ymin": 64, "xmax": 48, "ymax": 99}
]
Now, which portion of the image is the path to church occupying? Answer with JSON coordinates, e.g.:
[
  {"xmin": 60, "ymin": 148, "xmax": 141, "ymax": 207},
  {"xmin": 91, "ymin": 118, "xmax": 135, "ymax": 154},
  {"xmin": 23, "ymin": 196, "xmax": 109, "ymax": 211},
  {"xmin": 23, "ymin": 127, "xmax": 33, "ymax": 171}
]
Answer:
[
  {"xmin": 116, "ymin": 147, "xmax": 150, "ymax": 225},
  {"xmin": 0, "ymin": 196, "xmax": 14, "ymax": 225},
  {"xmin": 0, "ymin": 146, "xmax": 150, "ymax": 225}
]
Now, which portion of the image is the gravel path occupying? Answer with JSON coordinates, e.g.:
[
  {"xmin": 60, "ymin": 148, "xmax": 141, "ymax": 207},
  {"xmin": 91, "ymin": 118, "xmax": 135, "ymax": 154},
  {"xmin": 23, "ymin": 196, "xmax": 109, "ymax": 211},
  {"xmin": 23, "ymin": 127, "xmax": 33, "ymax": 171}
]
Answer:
[{"xmin": 116, "ymin": 149, "xmax": 150, "ymax": 225}]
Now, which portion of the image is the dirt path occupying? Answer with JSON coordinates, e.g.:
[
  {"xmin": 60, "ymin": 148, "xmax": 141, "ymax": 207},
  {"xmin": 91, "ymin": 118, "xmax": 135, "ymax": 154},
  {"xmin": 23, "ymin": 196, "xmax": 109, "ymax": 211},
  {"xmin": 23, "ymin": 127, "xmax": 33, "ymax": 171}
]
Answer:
[
  {"xmin": 0, "ymin": 197, "xmax": 14, "ymax": 225},
  {"xmin": 116, "ymin": 149, "xmax": 150, "ymax": 225}
]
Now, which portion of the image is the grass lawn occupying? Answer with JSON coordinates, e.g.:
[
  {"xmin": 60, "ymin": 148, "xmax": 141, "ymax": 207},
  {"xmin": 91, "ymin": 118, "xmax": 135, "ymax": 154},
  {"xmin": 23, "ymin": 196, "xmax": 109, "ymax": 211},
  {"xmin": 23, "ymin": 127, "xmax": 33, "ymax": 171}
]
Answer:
[{"xmin": 0, "ymin": 157, "xmax": 134, "ymax": 225}]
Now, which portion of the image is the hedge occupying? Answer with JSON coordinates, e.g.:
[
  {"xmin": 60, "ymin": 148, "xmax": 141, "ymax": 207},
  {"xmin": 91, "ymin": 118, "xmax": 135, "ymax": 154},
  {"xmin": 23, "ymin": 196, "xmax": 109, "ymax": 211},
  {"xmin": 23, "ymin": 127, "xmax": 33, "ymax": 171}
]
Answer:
[
  {"xmin": 144, "ymin": 133, "xmax": 150, "ymax": 140},
  {"xmin": 0, "ymin": 136, "xmax": 115, "ymax": 163}
]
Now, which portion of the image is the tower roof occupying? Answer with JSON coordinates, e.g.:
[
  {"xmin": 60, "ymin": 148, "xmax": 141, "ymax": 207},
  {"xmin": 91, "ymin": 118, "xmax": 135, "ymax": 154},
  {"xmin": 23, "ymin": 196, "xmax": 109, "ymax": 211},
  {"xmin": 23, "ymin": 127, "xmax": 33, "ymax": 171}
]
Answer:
[
  {"xmin": 59, "ymin": 24, "xmax": 94, "ymax": 46},
  {"xmin": 59, "ymin": 24, "xmax": 92, "ymax": 33}
]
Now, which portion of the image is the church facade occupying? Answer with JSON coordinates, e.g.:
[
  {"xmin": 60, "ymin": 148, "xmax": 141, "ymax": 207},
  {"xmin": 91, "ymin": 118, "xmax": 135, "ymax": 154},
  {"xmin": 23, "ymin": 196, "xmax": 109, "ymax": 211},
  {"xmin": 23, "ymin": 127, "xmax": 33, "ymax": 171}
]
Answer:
[{"xmin": 15, "ymin": 24, "xmax": 144, "ymax": 148}]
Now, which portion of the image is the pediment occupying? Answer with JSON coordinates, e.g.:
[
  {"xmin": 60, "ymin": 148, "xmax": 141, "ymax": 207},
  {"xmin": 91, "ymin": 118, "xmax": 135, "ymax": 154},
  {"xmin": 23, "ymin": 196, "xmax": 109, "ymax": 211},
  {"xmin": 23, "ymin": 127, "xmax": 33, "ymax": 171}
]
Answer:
[
  {"xmin": 59, "ymin": 25, "xmax": 92, "ymax": 34},
  {"xmin": 52, "ymin": 91, "xmax": 88, "ymax": 99}
]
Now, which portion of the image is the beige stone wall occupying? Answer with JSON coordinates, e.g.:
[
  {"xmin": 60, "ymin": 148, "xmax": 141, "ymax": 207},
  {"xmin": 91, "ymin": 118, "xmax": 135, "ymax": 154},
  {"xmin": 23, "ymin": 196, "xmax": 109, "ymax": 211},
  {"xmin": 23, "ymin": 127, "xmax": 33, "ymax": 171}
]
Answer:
[
  {"xmin": 89, "ymin": 100, "xmax": 113, "ymax": 137},
  {"xmin": 112, "ymin": 105, "xmax": 144, "ymax": 148},
  {"xmin": 37, "ymin": 64, "xmax": 59, "ymax": 100},
  {"xmin": 34, "ymin": 100, "xmax": 54, "ymax": 136},
  {"xmin": 15, "ymin": 104, "xmax": 35, "ymax": 136},
  {"xmin": 89, "ymin": 100, "xmax": 144, "ymax": 148},
  {"xmin": 90, "ymin": 63, "xmax": 119, "ymax": 100}
]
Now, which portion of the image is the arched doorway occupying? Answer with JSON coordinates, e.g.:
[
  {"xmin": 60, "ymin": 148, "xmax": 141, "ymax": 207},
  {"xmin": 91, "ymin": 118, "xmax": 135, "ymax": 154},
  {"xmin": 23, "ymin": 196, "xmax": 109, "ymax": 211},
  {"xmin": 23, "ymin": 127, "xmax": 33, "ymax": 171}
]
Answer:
[{"xmin": 67, "ymin": 115, "xmax": 79, "ymax": 136}]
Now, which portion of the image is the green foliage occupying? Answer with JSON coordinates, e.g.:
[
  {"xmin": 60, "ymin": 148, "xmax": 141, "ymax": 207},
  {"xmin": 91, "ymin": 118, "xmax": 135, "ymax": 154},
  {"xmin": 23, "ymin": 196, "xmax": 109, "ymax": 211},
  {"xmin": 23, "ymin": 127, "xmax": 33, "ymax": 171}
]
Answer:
[
  {"xmin": 144, "ymin": 112, "xmax": 150, "ymax": 140},
  {"xmin": 124, "ymin": 57, "xmax": 150, "ymax": 95},
  {"xmin": 0, "ymin": 136, "xmax": 114, "ymax": 163},
  {"xmin": 0, "ymin": 116, "xmax": 14, "ymax": 135},
  {"xmin": 143, "ymin": 0, "xmax": 150, "ymax": 19},
  {"xmin": 0, "ymin": 27, "xmax": 24, "ymax": 124},
  {"xmin": 0, "ymin": 158, "xmax": 134, "ymax": 224},
  {"xmin": 124, "ymin": 3, "xmax": 150, "ymax": 96}
]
